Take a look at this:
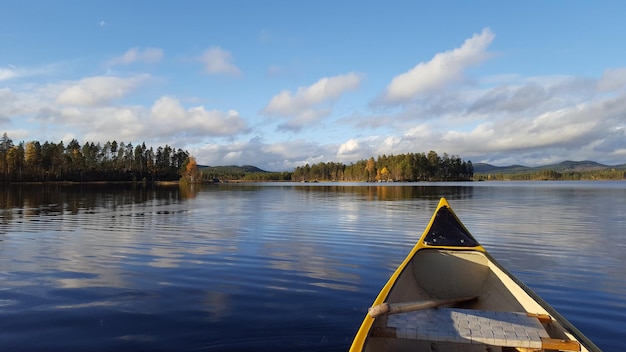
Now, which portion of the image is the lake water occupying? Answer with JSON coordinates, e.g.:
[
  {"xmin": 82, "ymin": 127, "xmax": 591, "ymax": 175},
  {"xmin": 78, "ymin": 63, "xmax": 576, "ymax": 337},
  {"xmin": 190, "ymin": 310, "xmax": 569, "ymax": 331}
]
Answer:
[{"xmin": 0, "ymin": 182, "xmax": 624, "ymax": 351}]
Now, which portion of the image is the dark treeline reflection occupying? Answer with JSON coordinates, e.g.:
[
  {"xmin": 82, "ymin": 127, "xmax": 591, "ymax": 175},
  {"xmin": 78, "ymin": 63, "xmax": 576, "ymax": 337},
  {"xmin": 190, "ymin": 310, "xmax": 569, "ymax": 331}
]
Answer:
[
  {"xmin": 293, "ymin": 184, "xmax": 475, "ymax": 201},
  {"xmin": 0, "ymin": 184, "xmax": 187, "ymax": 221}
]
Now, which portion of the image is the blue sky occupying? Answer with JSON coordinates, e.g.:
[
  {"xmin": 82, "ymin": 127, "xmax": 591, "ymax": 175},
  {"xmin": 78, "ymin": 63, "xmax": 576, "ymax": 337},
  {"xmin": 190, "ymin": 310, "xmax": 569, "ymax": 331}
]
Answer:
[{"xmin": 2, "ymin": 1, "xmax": 625, "ymax": 171}]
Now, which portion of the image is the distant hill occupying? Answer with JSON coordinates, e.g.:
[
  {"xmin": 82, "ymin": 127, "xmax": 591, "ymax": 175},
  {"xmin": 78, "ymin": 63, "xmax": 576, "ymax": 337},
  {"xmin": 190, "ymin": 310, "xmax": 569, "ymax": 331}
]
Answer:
[
  {"xmin": 197, "ymin": 161, "xmax": 626, "ymax": 176},
  {"xmin": 474, "ymin": 160, "xmax": 626, "ymax": 174},
  {"xmin": 198, "ymin": 165, "xmax": 267, "ymax": 174},
  {"xmin": 472, "ymin": 163, "xmax": 532, "ymax": 174},
  {"xmin": 534, "ymin": 160, "xmax": 611, "ymax": 172}
]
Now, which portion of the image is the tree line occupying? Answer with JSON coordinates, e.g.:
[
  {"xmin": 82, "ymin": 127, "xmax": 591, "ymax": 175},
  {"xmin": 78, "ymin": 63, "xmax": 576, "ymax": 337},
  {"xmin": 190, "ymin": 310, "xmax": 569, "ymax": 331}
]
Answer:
[
  {"xmin": 0, "ymin": 133, "xmax": 190, "ymax": 182},
  {"xmin": 476, "ymin": 169, "xmax": 626, "ymax": 181},
  {"xmin": 292, "ymin": 151, "xmax": 474, "ymax": 182},
  {"xmin": 197, "ymin": 169, "xmax": 291, "ymax": 182}
]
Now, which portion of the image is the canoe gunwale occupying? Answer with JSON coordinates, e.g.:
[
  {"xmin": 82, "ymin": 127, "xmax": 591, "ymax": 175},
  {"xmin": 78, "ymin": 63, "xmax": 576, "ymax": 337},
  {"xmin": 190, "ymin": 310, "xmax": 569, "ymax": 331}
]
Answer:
[{"xmin": 480, "ymin": 249, "xmax": 600, "ymax": 352}]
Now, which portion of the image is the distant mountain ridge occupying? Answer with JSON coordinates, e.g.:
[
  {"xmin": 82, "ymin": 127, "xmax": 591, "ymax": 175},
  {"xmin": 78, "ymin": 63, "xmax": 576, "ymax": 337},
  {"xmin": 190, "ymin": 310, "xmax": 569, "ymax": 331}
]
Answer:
[
  {"xmin": 198, "ymin": 161, "xmax": 626, "ymax": 175},
  {"xmin": 198, "ymin": 165, "xmax": 267, "ymax": 173},
  {"xmin": 473, "ymin": 160, "xmax": 626, "ymax": 174}
]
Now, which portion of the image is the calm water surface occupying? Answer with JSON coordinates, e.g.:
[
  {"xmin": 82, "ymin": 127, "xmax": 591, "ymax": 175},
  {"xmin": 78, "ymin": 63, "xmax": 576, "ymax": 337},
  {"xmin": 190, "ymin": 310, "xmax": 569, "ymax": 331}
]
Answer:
[{"xmin": 0, "ymin": 182, "xmax": 624, "ymax": 351}]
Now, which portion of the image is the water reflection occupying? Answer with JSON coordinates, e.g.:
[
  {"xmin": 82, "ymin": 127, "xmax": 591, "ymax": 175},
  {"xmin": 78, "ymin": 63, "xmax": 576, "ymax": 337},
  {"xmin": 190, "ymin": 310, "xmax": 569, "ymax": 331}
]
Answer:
[
  {"xmin": 0, "ymin": 184, "xmax": 188, "ymax": 226},
  {"xmin": 292, "ymin": 183, "xmax": 474, "ymax": 201},
  {"xmin": 0, "ymin": 182, "xmax": 623, "ymax": 351}
]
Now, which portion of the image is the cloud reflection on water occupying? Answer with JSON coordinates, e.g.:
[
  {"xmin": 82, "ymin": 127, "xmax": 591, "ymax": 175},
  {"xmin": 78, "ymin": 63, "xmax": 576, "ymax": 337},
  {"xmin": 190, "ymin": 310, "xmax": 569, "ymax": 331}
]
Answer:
[{"xmin": 0, "ymin": 182, "xmax": 624, "ymax": 351}]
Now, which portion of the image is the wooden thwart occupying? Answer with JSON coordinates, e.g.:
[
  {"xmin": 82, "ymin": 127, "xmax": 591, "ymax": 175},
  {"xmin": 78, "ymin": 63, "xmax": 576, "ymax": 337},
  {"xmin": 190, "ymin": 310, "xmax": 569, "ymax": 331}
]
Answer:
[
  {"xmin": 540, "ymin": 337, "xmax": 581, "ymax": 351},
  {"xmin": 368, "ymin": 296, "xmax": 478, "ymax": 318},
  {"xmin": 526, "ymin": 312, "xmax": 552, "ymax": 324}
]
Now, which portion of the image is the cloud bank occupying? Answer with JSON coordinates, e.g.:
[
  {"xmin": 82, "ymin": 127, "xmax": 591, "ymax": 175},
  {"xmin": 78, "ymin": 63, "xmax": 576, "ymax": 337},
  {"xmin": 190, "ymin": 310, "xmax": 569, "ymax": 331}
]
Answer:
[
  {"xmin": 381, "ymin": 28, "xmax": 495, "ymax": 104},
  {"xmin": 262, "ymin": 72, "xmax": 362, "ymax": 131},
  {"xmin": 56, "ymin": 75, "xmax": 149, "ymax": 106}
]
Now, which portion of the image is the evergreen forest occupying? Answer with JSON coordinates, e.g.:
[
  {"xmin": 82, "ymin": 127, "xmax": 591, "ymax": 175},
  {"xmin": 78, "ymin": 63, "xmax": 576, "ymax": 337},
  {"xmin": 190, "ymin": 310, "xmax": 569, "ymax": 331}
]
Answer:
[
  {"xmin": 292, "ymin": 151, "xmax": 473, "ymax": 182},
  {"xmin": 0, "ymin": 133, "xmax": 190, "ymax": 182}
]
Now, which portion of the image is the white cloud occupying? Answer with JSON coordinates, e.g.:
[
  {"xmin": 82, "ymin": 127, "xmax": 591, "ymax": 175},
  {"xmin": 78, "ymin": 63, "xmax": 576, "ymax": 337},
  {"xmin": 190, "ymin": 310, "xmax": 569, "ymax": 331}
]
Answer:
[
  {"xmin": 72, "ymin": 107, "xmax": 144, "ymax": 142},
  {"xmin": 262, "ymin": 72, "xmax": 362, "ymax": 131},
  {"xmin": 26, "ymin": 96, "xmax": 248, "ymax": 147},
  {"xmin": 150, "ymin": 96, "xmax": 248, "ymax": 137},
  {"xmin": 106, "ymin": 47, "xmax": 164, "ymax": 66},
  {"xmin": 0, "ymin": 67, "xmax": 19, "ymax": 81},
  {"xmin": 264, "ymin": 73, "xmax": 362, "ymax": 116},
  {"xmin": 192, "ymin": 138, "xmax": 335, "ymax": 171},
  {"xmin": 386, "ymin": 93, "xmax": 626, "ymax": 165},
  {"xmin": 381, "ymin": 28, "xmax": 495, "ymax": 104},
  {"xmin": 327, "ymin": 74, "xmax": 626, "ymax": 168},
  {"xmin": 404, "ymin": 123, "xmax": 435, "ymax": 139},
  {"xmin": 598, "ymin": 68, "xmax": 626, "ymax": 91},
  {"xmin": 200, "ymin": 47, "xmax": 242, "ymax": 76},
  {"xmin": 334, "ymin": 136, "xmax": 383, "ymax": 163},
  {"xmin": 56, "ymin": 75, "xmax": 149, "ymax": 106},
  {"xmin": 0, "ymin": 65, "xmax": 51, "ymax": 82},
  {"xmin": 466, "ymin": 76, "xmax": 595, "ymax": 118},
  {"xmin": 187, "ymin": 107, "xmax": 247, "ymax": 136},
  {"xmin": 0, "ymin": 89, "xmax": 18, "ymax": 116},
  {"xmin": 337, "ymin": 138, "xmax": 359, "ymax": 156},
  {"xmin": 151, "ymin": 96, "xmax": 186, "ymax": 122}
]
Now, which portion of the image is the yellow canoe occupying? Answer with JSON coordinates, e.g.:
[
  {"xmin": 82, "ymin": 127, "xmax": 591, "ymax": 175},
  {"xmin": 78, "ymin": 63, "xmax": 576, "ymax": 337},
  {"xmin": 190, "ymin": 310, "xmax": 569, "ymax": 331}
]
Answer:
[{"xmin": 350, "ymin": 198, "xmax": 599, "ymax": 352}]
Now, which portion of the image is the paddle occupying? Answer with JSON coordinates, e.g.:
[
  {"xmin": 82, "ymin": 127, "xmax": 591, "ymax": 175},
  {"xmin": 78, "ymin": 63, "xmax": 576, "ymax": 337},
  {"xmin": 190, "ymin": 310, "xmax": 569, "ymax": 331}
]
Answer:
[{"xmin": 368, "ymin": 296, "xmax": 478, "ymax": 318}]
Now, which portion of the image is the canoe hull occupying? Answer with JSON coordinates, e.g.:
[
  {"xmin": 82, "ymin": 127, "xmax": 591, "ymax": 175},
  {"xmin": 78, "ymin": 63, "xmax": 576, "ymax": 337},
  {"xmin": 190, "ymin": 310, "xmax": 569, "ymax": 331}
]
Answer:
[{"xmin": 350, "ymin": 198, "xmax": 599, "ymax": 352}]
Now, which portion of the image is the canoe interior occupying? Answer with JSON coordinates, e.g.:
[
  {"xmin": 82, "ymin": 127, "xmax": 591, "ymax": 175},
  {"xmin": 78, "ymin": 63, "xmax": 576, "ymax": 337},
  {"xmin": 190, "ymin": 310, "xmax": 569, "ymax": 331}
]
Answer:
[{"xmin": 364, "ymin": 248, "xmax": 579, "ymax": 352}]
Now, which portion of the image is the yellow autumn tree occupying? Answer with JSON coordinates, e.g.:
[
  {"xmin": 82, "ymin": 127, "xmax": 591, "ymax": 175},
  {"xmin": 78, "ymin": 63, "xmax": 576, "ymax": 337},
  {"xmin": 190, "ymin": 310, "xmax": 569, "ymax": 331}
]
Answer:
[
  {"xmin": 365, "ymin": 157, "xmax": 376, "ymax": 182},
  {"xmin": 181, "ymin": 156, "xmax": 200, "ymax": 183},
  {"xmin": 380, "ymin": 166, "xmax": 390, "ymax": 181},
  {"xmin": 375, "ymin": 166, "xmax": 390, "ymax": 182}
]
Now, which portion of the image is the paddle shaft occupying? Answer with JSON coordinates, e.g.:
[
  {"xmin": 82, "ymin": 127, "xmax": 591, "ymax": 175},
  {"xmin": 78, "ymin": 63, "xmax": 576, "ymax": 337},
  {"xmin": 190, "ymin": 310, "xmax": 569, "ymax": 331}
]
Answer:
[{"xmin": 368, "ymin": 296, "xmax": 478, "ymax": 318}]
